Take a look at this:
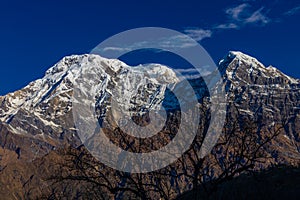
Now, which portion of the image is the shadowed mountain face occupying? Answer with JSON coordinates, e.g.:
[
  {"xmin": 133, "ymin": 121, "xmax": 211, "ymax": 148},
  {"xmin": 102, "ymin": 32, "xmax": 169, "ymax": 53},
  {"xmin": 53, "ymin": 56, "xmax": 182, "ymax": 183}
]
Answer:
[
  {"xmin": 219, "ymin": 52, "xmax": 300, "ymax": 163},
  {"xmin": 0, "ymin": 51, "xmax": 299, "ymax": 199}
]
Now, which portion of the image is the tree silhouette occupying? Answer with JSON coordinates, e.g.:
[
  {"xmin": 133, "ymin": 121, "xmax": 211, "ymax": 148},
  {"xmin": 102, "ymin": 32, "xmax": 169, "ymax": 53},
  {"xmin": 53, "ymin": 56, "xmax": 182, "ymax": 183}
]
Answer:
[{"xmin": 39, "ymin": 102, "xmax": 286, "ymax": 200}]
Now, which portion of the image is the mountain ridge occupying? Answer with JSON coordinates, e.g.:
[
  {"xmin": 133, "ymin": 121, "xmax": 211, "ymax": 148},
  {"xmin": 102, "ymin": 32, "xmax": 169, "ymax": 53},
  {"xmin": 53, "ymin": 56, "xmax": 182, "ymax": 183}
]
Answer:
[
  {"xmin": 220, "ymin": 51, "xmax": 299, "ymax": 84},
  {"xmin": 1, "ymin": 51, "xmax": 299, "ymax": 143},
  {"xmin": 1, "ymin": 51, "xmax": 300, "ymax": 199}
]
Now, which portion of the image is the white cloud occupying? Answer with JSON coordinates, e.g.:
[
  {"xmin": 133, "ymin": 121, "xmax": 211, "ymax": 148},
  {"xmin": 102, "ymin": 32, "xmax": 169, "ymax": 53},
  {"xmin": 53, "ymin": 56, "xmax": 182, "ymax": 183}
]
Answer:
[
  {"xmin": 183, "ymin": 29, "xmax": 212, "ymax": 42},
  {"xmin": 284, "ymin": 5, "xmax": 300, "ymax": 16},
  {"xmin": 102, "ymin": 47, "xmax": 131, "ymax": 52},
  {"xmin": 215, "ymin": 23, "xmax": 239, "ymax": 30},
  {"xmin": 159, "ymin": 35, "xmax": 196, "ymax": 48},
  {"xmin": 175, "ymin": 65, "xmax": 213, "ymax": 77},
  {"xmin": 174, "ymin": 68, "xmax": 209, "ymax": 79},
  {"xmin": 175, "ymin": 68, "xmax": 200, "ymax": 73},
  {"xmin": 226, "ymin": 3, "xmax": 249, "ymax": 21},
  {"xmin": 100, "ymin": 3, "xmax": 272, "ymax": 55},
  {"xmin": 245, "ymin": 7, "xmax": 270, "ymax": 25},
  {"xmin": 97, "ymin": 33, "xmax": 205, "ymax": 54},
  {"xmin": 223, "ymin": 3, "xmax": 270, "ymax": 26}
]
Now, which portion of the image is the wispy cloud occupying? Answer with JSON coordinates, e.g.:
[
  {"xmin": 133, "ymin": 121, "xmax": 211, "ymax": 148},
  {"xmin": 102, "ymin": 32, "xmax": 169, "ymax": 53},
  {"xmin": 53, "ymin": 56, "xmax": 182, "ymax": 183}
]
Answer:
[
  {"xmin": 175, "ymin": 68, "xmax": 200, "ymax": 73},
  {"xmin": 214, "ymin": 23, "xmax": 239, "ymax": 30},
  {"xmin": 159, "ymin": 35, "xmax": 197, "ymax": 48},
  {"xmin": 103, "ymin": 47, "xmax": 131, "ymax": 52},
  {"xmin": 174, "ymin": 68, "xmax": 210, "ymax": 79},
  {"xmin": 100, "ymin": 3, "xmax": 273, "ymax": 55},
  {"xmin": 183, "ymin": 29, "xmax": 212, "ymax": 42},
  {"xmin": 100, "ymin": 32, "xmax": 207, "ymax": 53},
  {"xmin": 209, "ymin": 3, "xmax": 272, "ymax": 32},
  {"xmin": 284, "ymin": 5, "xmax": 300, "ymax": 16},
  {"xmin": 244, "ymin": 7, "xmax": 270, "ymax": 25},
  {"xmin": 100, "ymin": 28, "xmax": 211, "ymax": 53},
  {"xmin": 226, "ymin": 3, "xmax": 249, "ymax": 21},
  {"xmin": 216, "ymin": 3, "xmax": 271, "ymax": 29}
]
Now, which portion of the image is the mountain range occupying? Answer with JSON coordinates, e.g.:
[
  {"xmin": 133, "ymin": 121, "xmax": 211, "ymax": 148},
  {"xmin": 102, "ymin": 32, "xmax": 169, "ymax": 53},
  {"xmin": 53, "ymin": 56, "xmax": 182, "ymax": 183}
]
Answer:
[{"xmin": 0, "ymin": 51, "xmax": 299, "ymax": 199}]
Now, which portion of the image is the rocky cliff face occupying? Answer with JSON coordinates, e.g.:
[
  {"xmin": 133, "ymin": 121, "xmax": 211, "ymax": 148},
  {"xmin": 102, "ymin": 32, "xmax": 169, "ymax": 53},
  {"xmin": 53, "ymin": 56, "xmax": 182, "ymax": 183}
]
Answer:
[
  {"xmin": 0, "ymin": 54, "xmax": 180, "ymax": 155},
  {"xmin": 0, "ymin": 51, "xmax": 300, "ymax": 199},
  {"xmin": 219, "ymin": 51, "xmax": 300, "ymax": 162}
]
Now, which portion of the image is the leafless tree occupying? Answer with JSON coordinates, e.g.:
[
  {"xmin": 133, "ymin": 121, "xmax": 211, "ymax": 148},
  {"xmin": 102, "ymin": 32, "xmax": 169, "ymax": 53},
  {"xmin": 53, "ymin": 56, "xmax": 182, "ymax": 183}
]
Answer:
[{"xmin": 40, "ymin": 101, "xmax": 286, "ymax": 200}]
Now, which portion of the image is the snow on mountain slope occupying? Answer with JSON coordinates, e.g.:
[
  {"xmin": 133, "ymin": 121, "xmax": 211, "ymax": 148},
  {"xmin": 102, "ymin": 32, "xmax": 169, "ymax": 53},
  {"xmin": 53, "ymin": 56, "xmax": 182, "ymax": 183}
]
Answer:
[
  {"xmin": 0, "ymin": 50, "xmax": 299, "ymax": 173},
  {"xmin": 220, "ymin": 51, "xmax": 299, "ymax": 84},
  {"xmin": 0, "ymin": 54, "xmax": 180, "ymax": 138},
  {"xmin": 0, "ymin": 51, "xmax": 299, "ymax": 150},
  {"xmin": 1, "ymin": 51, "xmax": 300, "ymax": 200},
  {"xmin": 218, "ymin": 51, "xmax": 300, "ymax": 160}
]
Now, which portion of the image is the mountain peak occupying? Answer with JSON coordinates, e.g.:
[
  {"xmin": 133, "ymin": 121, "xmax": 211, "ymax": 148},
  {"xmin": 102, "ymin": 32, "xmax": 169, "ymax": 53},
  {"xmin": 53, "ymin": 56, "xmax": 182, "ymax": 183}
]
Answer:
[
  {"xmin": 45, "ymin": 54, "xmax": 179, "ymax": 84},
  {"xmin": 228, "ymin": 51, "xmax": 257, "ymax": 60},
  {"xmin": 220, "ymin": 51, "xmax": 264, "ymax": 68},
  {"xmin": 0, "ymin": 54, "xmax": 180, "ymax": 127},
  {"xmin": 218, "ymin": 51, "xmax": 299, "ymax": 84},
  {"xmin": 45, "ymin": 54, "xmax": 123, "ymax": 77}
]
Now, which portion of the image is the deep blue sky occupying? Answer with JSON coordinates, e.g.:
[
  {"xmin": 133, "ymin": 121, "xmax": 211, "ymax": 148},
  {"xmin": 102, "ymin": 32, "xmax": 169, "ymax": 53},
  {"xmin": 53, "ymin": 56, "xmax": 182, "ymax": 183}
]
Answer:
[{"xmin": 0, "ymin": 0, "xmax": 299, "ymax": 95}]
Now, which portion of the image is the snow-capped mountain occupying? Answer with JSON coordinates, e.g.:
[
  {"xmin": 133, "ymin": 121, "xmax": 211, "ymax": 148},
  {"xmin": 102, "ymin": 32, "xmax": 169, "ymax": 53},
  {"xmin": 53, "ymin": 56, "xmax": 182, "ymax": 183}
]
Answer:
[
  {"xmin": 219, "ymin": 51, "xmax": 300, "ymax": 162},
  {"xmin": 1, "ymin": 51, "xmax": 300, "ymax": 199},
  {"xmin": 1, "ymin": 52, "xmax": 300, "ymax": 151},
  {"xmin": 0, "ymin": 55, "xmax": 182, "ymax": 150},
  {"xmin": 221, "ymin": 51, "xmax": 300, "ymax": 131}
]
